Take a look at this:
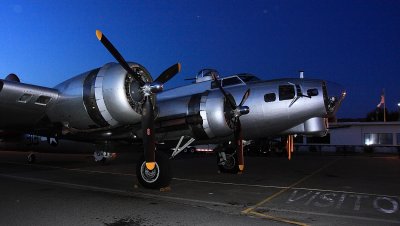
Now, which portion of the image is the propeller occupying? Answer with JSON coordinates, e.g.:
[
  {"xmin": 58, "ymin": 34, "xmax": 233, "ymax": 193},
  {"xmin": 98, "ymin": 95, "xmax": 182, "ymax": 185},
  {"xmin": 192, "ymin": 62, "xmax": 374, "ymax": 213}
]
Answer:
[
  {"xmin": 211, "ymin": 73, "xmax": 250, "ymax": 172},
  {"xmin": 96, "ymin": 30, "xmax": 181, "ymax": 170}
]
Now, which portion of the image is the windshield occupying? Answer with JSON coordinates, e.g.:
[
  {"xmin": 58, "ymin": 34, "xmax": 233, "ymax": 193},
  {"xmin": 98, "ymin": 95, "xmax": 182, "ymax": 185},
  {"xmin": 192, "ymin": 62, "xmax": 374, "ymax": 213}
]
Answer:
[{"xmin": 238, "ymin": 75, "xmax": 260, "ymax": 83}]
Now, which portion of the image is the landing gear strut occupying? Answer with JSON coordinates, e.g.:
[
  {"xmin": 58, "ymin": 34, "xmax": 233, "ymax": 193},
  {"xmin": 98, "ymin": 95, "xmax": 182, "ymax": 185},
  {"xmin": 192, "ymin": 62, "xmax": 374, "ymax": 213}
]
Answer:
[
  {"xmin": 136, "ymin": 151, "xmax": 172, "ymax": 189},
  {"xmin": 93, "ymin": 151, "xmax": 116, "ymax": 164},
  {"xmin": 93, "ymin": 142, "xmax": 116, "ymax": 164},
  {"xmin": 27, "ymin": 152, "xmax": 36, "ymax": 164},
  {"xmin": 217, "ymin": 147, "xmax": 240, "ymax": 174}
]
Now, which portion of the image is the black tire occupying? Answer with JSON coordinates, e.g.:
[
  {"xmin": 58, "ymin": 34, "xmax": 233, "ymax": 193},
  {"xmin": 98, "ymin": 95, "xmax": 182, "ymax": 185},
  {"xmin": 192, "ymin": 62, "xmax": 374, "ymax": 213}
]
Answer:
[
  {"xmin": 136, "ymin": 151, "xmax": 172, "ymax": 189},
  {"xmin": 217, "ymin": 151, "xmax": 240, "ymax": 174}
]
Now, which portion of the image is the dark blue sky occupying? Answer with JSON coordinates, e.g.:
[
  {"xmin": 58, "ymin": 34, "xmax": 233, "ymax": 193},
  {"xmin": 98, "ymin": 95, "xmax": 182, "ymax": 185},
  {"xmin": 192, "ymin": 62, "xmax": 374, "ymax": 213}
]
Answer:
[{"xmin": 1, "ymin": 0, "xmax": 399, "ymax": 118}]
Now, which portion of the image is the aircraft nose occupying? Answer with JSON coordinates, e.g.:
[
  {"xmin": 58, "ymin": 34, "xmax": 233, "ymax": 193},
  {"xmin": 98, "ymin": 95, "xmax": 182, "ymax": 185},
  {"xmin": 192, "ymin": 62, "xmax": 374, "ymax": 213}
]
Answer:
[{"xmin": 323, "ymin": 81, "xmax": 346, "ymax": 117}]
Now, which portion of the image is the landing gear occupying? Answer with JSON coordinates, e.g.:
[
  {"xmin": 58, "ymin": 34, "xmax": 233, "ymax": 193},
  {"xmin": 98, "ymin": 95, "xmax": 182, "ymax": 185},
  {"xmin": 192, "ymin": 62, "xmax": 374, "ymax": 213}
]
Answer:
[
  {"xmin": 93, "ymin": 142, "xmax": 116, "ymax": 164},
  {"xmin": 217, "ymin": 148, "xmax": 240, "ymax": 174},
  {"xmin": 27, "ymin": 152, "xmax": 36, "ymax": 164},
  {"xmin": 93, "ymin": 151, "xmax": 116, "ymax": 164},
  {"xmin": 136, "ymin": 151, "xmax": 172, "ymax": 189}
]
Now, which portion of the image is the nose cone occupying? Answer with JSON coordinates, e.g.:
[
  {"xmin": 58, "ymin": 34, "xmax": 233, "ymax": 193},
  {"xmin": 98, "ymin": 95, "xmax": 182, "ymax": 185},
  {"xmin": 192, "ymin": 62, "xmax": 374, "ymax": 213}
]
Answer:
[{"xmin": 323, "ymin": 81, "xmax": 346, "ymax": 117}]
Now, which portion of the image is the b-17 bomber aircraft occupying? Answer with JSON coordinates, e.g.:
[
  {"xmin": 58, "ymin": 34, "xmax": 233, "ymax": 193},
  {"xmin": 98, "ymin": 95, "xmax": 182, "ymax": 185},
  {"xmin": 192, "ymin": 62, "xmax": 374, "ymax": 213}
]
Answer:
[{"xmin": 0, "ymin": 30, "xmax": 345, "ymax": 189}]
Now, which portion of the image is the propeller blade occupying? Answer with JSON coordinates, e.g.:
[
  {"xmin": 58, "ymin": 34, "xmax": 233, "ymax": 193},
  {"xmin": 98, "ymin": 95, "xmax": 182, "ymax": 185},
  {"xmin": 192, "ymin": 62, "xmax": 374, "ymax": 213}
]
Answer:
[
  {"xmin": 96, "ymin": 30, "xmax": 145, "ymax": 86},
  {"xmin": 238, "ymin": 88, "xmax": 251, "ymax": 107},
  {"xmin": 155, "ymin": 63, "xmax": 181, "ymax": 84},
  {"xmin": 211, "ymin": 72, "xmax": 236, "ymax": 109},
  {"xmin": 141, "ymin": 96, "xmax": 156, "ymax": 170},
  {"xmin": 234, "ymin": 119, "xmax": 244, "ymax": 171}
]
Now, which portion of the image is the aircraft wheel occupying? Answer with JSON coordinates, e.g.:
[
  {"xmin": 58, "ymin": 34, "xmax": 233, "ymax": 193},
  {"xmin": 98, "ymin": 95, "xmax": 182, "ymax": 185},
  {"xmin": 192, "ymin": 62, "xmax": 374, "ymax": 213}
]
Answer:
[
  {"xmin": 136, "ymin": 151, "xmax": 172, "ymax": 189},
  {"xmin": 27, "ymin": 153, "xmax": 36, "ymax": 164},
  {"xmin": 218, "ymin": 152, "xmax": 239, "ymax": 174}
]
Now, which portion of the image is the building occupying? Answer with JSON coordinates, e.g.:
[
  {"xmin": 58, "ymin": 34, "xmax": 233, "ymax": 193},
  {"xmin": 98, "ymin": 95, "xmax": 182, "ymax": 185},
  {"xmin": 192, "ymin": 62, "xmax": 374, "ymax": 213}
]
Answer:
[{"xmin": 296, "ymin": 121, "xmax": 400, "ymax": 153}]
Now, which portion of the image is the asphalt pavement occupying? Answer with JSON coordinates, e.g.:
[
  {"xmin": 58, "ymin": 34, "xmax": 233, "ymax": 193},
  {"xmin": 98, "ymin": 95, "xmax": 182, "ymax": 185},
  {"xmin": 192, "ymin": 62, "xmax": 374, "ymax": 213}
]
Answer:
[{"xmin": 0, "ymin": 150, "xmax": 399, "ymax": 226}]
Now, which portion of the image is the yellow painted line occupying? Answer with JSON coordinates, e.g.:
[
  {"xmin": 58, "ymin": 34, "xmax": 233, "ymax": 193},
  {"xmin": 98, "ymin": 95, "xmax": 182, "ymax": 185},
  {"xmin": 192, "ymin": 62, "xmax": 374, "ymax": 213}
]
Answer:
[
  {"xmin": 242, "ymin": 158, "xmax": 339, "ymax": 214},
  {"xmin": 261, "ymin": 207, "xmax": 400, "ymax": 224},
  {"xmin": 248, "ymin": 210, "xmax": 309, "ymax": 226}
]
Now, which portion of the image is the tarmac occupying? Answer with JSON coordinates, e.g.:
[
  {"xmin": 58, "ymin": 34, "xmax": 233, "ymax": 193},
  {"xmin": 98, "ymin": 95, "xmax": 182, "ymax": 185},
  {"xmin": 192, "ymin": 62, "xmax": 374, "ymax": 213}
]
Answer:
[{"xmin": 0, "ymin": 150, "xmax": 399, "ymax": 226}]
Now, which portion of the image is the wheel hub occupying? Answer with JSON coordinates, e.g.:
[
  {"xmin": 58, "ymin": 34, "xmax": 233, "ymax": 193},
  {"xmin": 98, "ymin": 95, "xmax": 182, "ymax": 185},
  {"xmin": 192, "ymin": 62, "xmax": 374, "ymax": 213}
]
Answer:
[
  {"xmin": 223, "ymin": 154, "xmax": 236, "ymax": 170},
  {"xmin": 140, "ymin": 162, "xmax": 160, "ymax": 183}
]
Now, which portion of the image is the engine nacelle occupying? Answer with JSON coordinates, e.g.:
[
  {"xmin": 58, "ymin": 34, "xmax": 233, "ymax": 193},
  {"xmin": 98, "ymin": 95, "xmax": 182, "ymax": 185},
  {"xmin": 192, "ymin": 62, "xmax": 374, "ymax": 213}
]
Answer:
[
  {"xmin": 156, "ymin": 90, "xmax": 233, "ymax": 140},
  {"xmin": 47, "ymin": 62, "xmax": 152, "ymax": 130}
]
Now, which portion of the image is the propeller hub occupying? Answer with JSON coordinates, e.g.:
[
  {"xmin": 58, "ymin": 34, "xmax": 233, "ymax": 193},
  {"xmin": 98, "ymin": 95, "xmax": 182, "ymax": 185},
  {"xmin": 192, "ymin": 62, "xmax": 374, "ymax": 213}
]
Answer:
[
  {"xmin": 233, "ymin": 106, "xmax": 250, "ymax": 118},
  {"xmin": 143, "ymin": 82, "xmax": 163, "ymax": 96},
  {"xmin": 128, "ymin": 80, "xmax": 144, "ymax": 102}
]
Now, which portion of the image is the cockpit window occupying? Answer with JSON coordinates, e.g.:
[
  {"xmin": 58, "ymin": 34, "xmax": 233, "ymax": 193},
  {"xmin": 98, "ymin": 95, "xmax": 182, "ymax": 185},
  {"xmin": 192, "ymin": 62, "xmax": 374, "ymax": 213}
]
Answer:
[
  {"xmin": 279, "ymin": 85, "xmax": 295, "ymax": 100},
  {"xmin": 211, "ymin": 74, "xmax": 259, "ymax": 89},
  {"xmin": 238, "ymin": 75, "xmax": 260, "ymax": 83},
  {"xmin": 222, "ymin": 77, "xmax": 243, "ymax": 87},
  {"xmin": 264, "ymin": 93, "xmax": 276, "ymax": 102},
  {"xmin": 295, "ymin": 84, "xmax": 302, "ymax": 96}
]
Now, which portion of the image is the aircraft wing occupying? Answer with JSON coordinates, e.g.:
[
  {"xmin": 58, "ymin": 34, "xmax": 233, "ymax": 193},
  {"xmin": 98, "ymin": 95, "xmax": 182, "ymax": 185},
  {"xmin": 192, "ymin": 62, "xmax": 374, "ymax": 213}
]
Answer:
[{"xmin": 0, "ymin": 79, "xmax": 59, "ymax": 130}]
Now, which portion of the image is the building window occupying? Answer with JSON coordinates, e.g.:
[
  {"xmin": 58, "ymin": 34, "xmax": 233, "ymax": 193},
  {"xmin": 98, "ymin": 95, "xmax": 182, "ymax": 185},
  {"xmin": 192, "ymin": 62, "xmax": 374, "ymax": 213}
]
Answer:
[
  {"xmin": 279, "ymin": 85, "xmax": 295, "ymax": 100},
  {"xmin": 397, "ymin": 133, "xmax": 400, "ymax": 145},
  {"xmin": 364, "ymin": 133, "xmax": 393, "ymax": 145},
  {"xmin": 294, "ymin": 135, "xmax": 304, "ymax": 144}
]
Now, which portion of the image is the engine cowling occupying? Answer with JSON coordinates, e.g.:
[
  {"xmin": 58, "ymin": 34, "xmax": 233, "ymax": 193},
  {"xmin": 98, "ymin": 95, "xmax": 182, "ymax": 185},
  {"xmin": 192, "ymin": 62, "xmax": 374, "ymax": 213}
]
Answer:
[
  {"xmin": 47, "ymin": 62, "xmax": 152, "ymax": 130},
  {"xmin": 156, "ymin": 90, "xmax": 234, "ymax": 140}
]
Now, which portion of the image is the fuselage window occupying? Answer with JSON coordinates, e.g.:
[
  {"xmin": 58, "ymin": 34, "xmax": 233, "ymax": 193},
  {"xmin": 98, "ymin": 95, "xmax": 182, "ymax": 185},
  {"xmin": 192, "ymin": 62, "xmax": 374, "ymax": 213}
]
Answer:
[
  {"xmin": 307, "ymin": 88, "xmax": 319, "ymax": 97},
  {"xmin": 264, "ymin": 93, "xmax": 276, "ymax": 102},
  {"xmin": 279, "ymin": 85, "xmax": 295, "ymax": 100}
]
